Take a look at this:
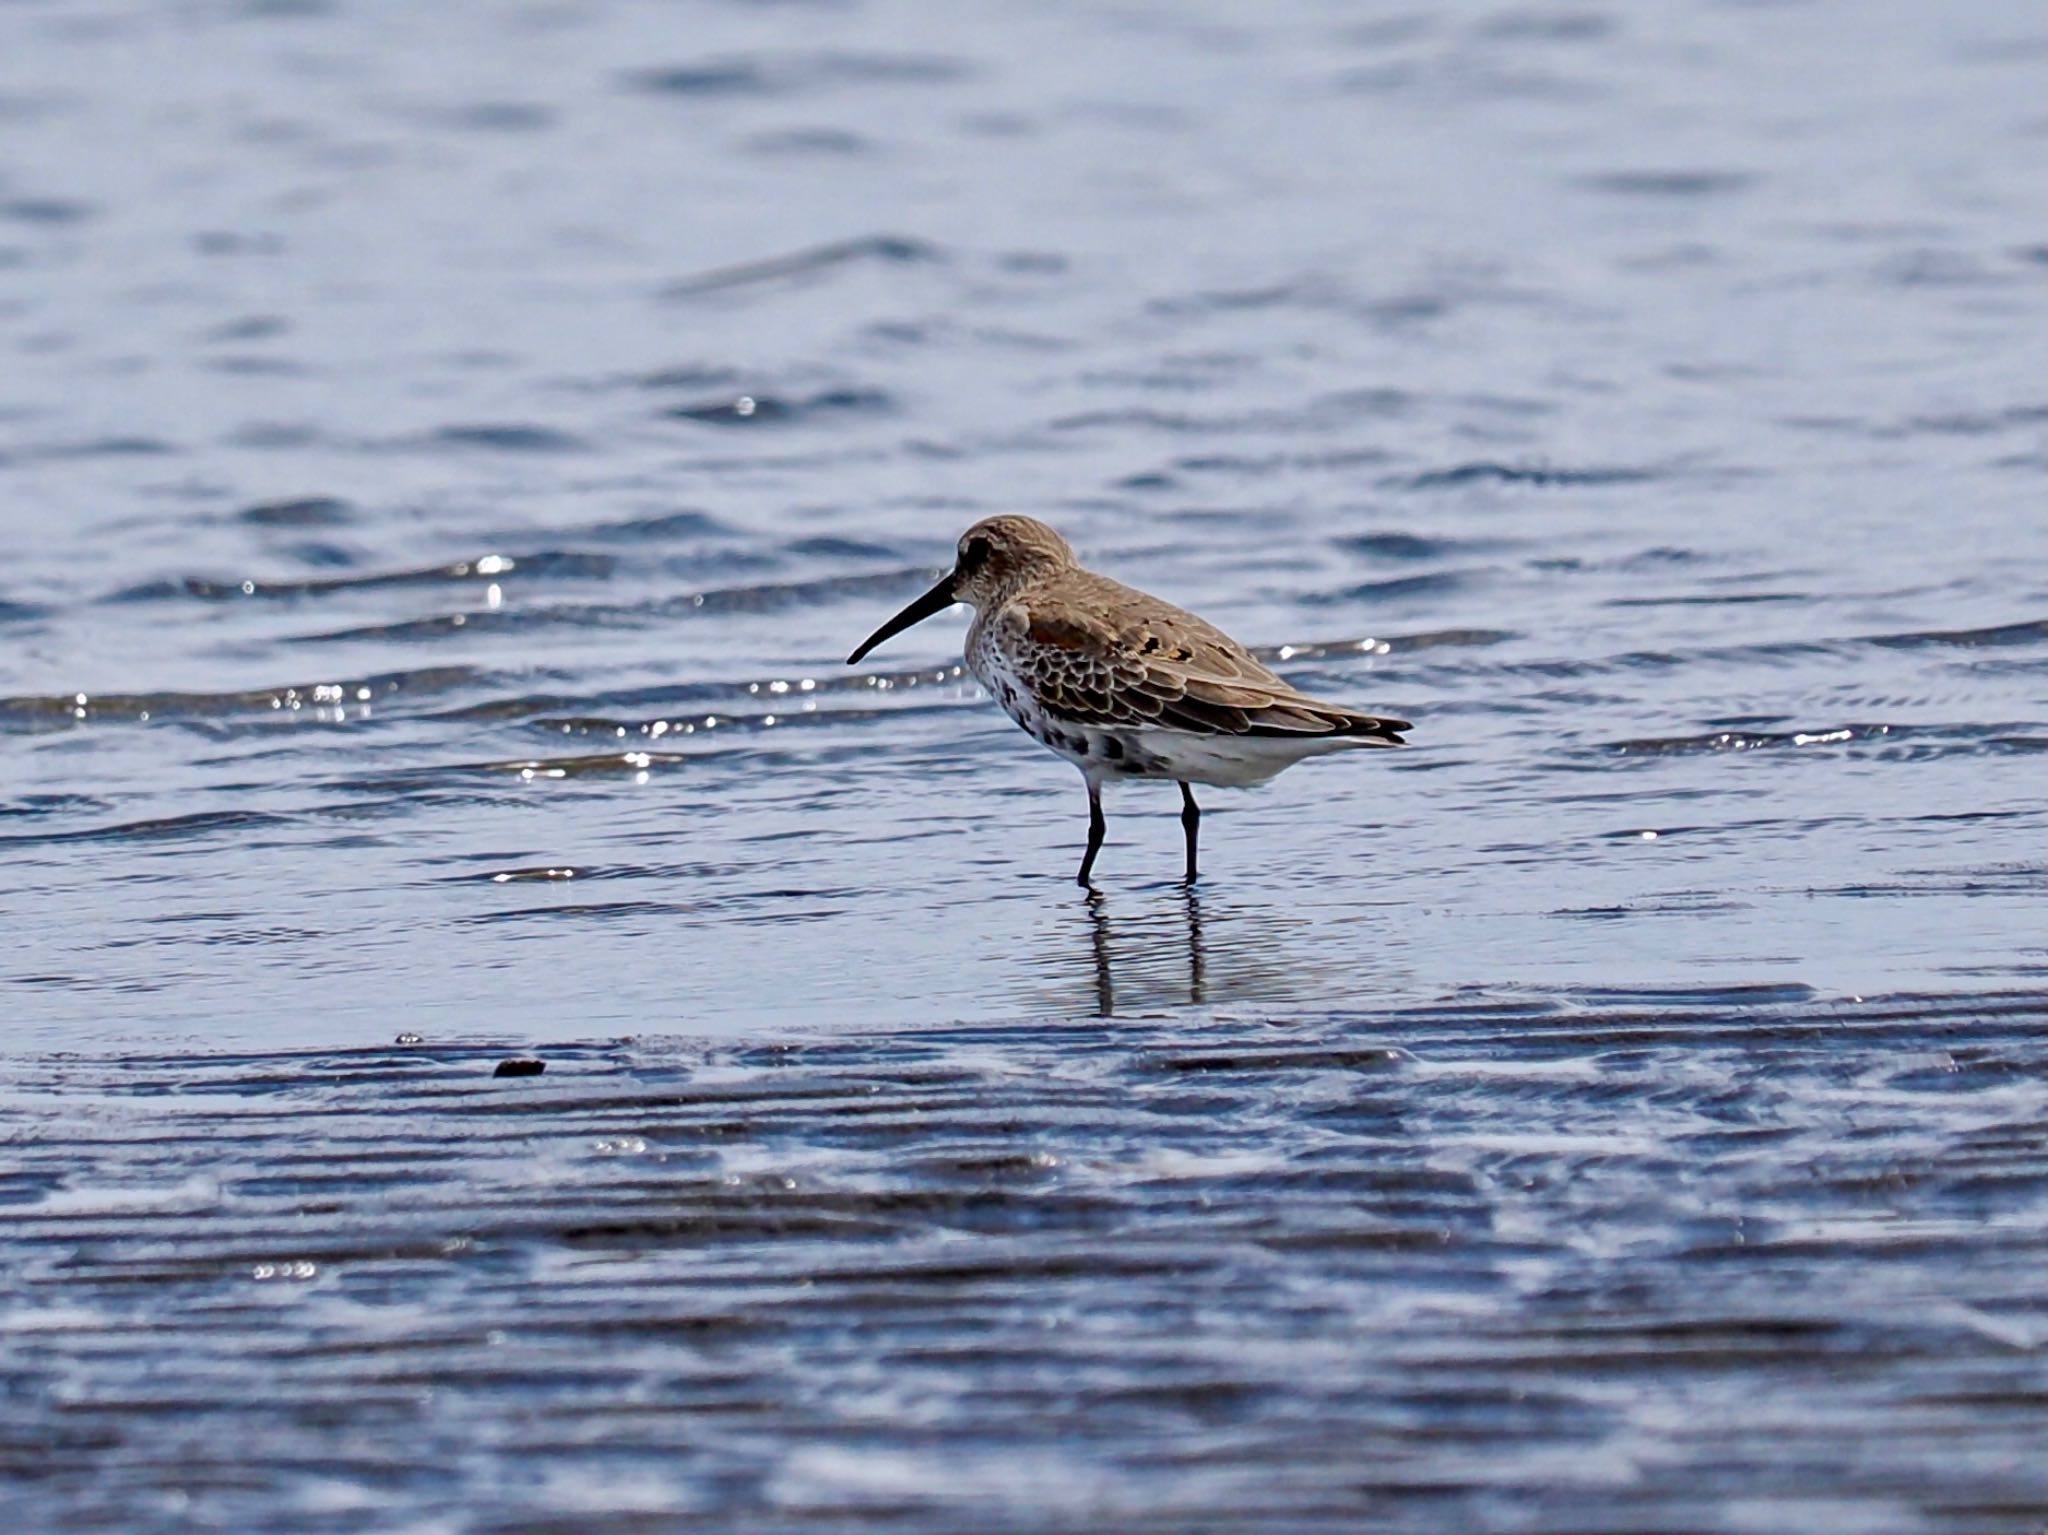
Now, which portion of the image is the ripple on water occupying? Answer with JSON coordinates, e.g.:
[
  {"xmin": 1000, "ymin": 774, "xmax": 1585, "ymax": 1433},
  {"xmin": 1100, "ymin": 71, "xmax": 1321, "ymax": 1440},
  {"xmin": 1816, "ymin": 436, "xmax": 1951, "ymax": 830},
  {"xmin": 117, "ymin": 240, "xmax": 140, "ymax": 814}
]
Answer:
[
  {"xmin": 1868, "ymin": 617, "xmax": 2048, "ymax": 650},
  {"xmin": 1606, "ymin": 721, "xmax": 2048, "ymax": 760},
  {"xmin": 233, "ymin": 495, "xmax": 356, "ymax": 528},
  {"xmin": 624, "ymin": 52, "xmax": 971, "ymax": 101},
  {"xmin": 1392, "ymin": 461, "xmax": 1661, "ymax": 490},
  {"xmin": 665, "ymin": 387, "xmax": 896, "ymax": 425},
  {"xmin": 658, "ymin": 234, "xmax": 943, "ymax": 298},
  {"xmin": 107, "ymin": 551, "xmax": 611, "ymax": 603},
  {"xmin": 425, "ymin": 423, "xmax": 589, "ymax": 453},
  {"xmin": 0, "ymin": 667, "xmax": 481, "ymax": 732},
  {"xmin": 279, "ymin": 566, "xmax": 940, "ymax": 645}
]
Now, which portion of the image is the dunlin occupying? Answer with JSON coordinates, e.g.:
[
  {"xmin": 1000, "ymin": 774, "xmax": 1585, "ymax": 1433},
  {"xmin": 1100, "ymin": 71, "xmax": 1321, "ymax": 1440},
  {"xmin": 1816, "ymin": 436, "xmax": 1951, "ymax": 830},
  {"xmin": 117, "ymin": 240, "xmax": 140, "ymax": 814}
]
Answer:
[{"xmin": 848, "ymin": 516, "xmax": 1410, "ymax": 885}]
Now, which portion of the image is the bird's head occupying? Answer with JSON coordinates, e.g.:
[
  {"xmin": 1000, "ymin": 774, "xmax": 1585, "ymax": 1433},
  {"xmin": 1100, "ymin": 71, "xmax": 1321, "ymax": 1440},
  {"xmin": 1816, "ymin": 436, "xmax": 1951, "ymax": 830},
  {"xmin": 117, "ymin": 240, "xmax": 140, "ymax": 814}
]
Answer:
[{"xmin": 847, "ymin": 516, "xmax": 1075, "ymax": 663}]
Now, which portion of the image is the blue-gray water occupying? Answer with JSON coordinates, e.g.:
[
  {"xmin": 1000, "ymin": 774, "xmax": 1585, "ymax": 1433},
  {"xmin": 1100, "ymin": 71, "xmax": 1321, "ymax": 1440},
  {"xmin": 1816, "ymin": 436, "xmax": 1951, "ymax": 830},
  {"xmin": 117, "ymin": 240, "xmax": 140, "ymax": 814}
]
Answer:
[{"xmin": 2, "ymin": 0, "xmax": 2045, "ymax": 1530}]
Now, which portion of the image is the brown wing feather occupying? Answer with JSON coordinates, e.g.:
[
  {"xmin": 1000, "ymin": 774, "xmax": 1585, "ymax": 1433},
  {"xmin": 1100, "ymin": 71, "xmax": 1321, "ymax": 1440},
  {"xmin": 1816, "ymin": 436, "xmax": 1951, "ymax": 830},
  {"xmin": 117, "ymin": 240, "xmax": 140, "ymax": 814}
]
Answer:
[{"xmin": 1003, "ymin": 574, "xmax": 1410, "ymax": 740}]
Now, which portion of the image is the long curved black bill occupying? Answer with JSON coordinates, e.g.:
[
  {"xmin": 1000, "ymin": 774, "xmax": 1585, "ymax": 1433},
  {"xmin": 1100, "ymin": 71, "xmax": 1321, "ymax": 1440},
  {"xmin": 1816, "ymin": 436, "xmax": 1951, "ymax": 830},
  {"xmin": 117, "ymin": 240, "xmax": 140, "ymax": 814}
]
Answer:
[{"xmin": 846, "ymin": 574, "xmax": 958, "ymax": 664}]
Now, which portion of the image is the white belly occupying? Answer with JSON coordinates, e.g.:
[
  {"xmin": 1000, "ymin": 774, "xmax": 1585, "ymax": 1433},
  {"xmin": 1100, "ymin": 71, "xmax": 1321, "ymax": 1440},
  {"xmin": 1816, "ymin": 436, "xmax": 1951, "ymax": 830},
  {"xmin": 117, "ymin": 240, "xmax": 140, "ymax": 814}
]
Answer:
[
  {"xmin": 993, "ymin": 695, "xmax": 1387, "ymax": 788},
  {"xmin": 1127, "ymin": 729, "xmax": 1390, "ymax": 787}
]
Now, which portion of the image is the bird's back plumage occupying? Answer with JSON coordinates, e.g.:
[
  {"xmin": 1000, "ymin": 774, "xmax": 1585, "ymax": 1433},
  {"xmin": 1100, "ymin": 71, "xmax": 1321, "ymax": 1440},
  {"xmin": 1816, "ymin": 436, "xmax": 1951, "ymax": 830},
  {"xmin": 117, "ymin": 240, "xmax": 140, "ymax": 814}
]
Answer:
[{"xmin": 972, "ymin": 568, "xmax": 1410, "ymax": 745}]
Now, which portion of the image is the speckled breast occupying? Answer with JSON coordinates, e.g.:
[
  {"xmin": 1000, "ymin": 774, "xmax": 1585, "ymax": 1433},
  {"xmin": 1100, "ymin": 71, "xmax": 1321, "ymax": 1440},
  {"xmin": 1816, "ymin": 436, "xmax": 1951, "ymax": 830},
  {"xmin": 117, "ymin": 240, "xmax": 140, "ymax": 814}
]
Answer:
[{"xmin": 968, "ymin": 620, "xmax": 1163, "ymax": 780}]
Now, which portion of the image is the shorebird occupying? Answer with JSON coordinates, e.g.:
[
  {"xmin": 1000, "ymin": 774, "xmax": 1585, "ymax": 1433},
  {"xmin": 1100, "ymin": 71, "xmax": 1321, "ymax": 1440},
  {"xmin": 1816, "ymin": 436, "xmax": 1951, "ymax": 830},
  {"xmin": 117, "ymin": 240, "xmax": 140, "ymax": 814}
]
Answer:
[{"xmin": 847, "ymin": 516, "xmax": 1410, "ymax": 885}]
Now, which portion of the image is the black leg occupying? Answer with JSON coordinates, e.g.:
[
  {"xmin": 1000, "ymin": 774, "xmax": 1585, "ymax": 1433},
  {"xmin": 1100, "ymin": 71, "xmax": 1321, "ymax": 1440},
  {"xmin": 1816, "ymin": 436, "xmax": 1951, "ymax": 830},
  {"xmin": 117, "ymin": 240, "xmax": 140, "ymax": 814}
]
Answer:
[
  {"xmin": 1178, "ymin": 781, "xmax": 1200, "ymax": 884},
  {"xmin": 1076, "ymin": 782, "xmax": 1106, "ymax": 886}
]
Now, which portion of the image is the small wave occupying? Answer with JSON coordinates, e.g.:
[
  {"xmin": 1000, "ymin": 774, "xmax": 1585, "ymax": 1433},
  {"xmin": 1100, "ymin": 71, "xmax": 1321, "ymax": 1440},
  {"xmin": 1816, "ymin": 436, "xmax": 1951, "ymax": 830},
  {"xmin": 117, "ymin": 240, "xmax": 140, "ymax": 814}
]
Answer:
[
  {"xmin": 458, "ymin": 899, "xmax": 705, "ymax": 926},
  {"xmin": 577, "ymin": 509, "xmax": 732, "ymax": 543},
  {"xmin": 1056, "ymin": 389, "xmax": 1415, "ymax": 437},
  {"xmin": 26, "ymin": 436, "xmax": 177, "ymax": 460},
  {"xmin": 0, "ymin": 792, "xmax": 109, "ymax": 820},
  {"xmin": 1393, "ymin": 461, "xmax": 1656, "ymax": 489},
  {"xmin": 1559, "ymin": 981, "xmax": 1818, "ymax": 1008},
  {"xmin": 0, "ymin": 196, "xmax": 96, "ymax": 223},
  {"xmin": 1607, "ymin": 591, "xmax": 1806, "ymax": 608},
  {"xmin": 427, "ymin": 423, "xmax": 588, "ymax": 453},
  {"xmin": 666, "ymin": 387, "xmax": 894, "ymax": 425},
  {"xmin": 291, "ymin": 568, "xmax": 939, "ymax": 645},
  {"xmin": 528, "ymin": 695, "xmax": 967, "ymax": 744},
  {"xmin": 202, "ymin": 314, "xmax": 290, "ymax": 342},
  {"xmin": 789, "ymin": 535, "xmax": 903, "ymax": 560},
  {"xmin": 437, "ymin": 101, "xmax": 553, "ymax": 133},
  {"xmin": 1301, "ymin": 570, "xmax": 1477, "ymax": 604},
  {"xmin": 1051, "ymin": 407, "xmax": 1208, "ymax": 433},
  {"xmin": 625, "ymin": 52, "xmax": 969, "ymax": 101},
  {"xmin": 1605, "ymin": 722, "xmax": 2048, "ymax": 760},
  {"xmin": 661, "ymin": 234, "xmax": 941, "ymax": 298},
  {"xmin": 1480, "ymin": 12, "xmax": 1613, "ymax": 42},
  {"xmin": 272, "ymin": 540, "xmax": 358, "ymax": 569},
  {"xmin": 286, "ymin": 609, "xmax": 546, "ymax": 643},
  {"xmin": 1144, "ymin": 280, "xmax": 1325, "ymax": 317},
  {"xmin": 745, "ymin": 127, "xmax": 874, "ymax": 158},
  {"xmin": 1576, "ymin": 170, "xmax": 1758, "ymax": 197},
  {"xmin": 1335, "ymin": 532, "xmax": 1503, "ymax": 561},
  {"xmin": 0, "ymin": 667, "xmax": 481, "ymax": 732},
  {"xmin": 439, "ymin": 662, "xmax": 973, "ymax": 726},
  {"xmin": 1249, "ymin": 628, "xmax": 1513, "ymax": 661},
  {"xmin": 340, "ymin": 749, "xmax": 722, "ymax": 791},
  {"xmin": 1419, "ymin": 619, "xmax": 2045, "ymax": 687},
  {"xmin": 624, "ymin": 363, "xmax": 739, "ymax": 391},
  {"xmin": 235, "ymin": 496, "xmax": 356, "ymax": 528},
  {"xmin": 1891, "ymin": 404, "xmax": 2047, "ymax": 437},
  {"xmin": 1609, "ymin": 724, "xmax": 1901, "ymax": 756},
  {"xmin": 1877, "ymin": 250, "xmax": 2008, "ymax": 289},
  {"xmin": 1868, "ymin": 617, "xmax": 2048, "ymax": 650},
  {"xmin": 661, "ymin": 566, "xmax": 940, "ymax": 617},
  {"xmin": 0, "ymin": 808, "xmax": 292, "ymax": 849},
  {"xmin": 1172, "ymin": 448, "xmax": 1393, "ymax": 477},
  {"xmin": 108, "ymin": 552, "xmax": 611, "ymax": 603}
]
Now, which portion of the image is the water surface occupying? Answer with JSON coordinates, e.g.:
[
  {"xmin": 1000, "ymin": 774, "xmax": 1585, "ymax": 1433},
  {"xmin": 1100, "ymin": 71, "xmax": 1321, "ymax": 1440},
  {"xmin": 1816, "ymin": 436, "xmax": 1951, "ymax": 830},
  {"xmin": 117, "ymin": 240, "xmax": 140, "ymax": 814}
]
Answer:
[{"xmin": 1, "ymin": 0, "xmax": 2044, "ymax": 1528}]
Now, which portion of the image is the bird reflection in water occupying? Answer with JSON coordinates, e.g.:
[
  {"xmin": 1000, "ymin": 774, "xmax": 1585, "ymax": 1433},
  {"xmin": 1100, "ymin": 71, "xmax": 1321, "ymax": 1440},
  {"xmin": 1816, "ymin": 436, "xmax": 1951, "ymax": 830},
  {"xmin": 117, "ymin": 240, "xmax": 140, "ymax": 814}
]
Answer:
[
  {"xmin": 1083, "ymin": 884, "xmax": 1209, "ymax": 1017},
  {"xmin": 1029, "ymin": 875, "xmax": 1323, "ymax": 1019}
]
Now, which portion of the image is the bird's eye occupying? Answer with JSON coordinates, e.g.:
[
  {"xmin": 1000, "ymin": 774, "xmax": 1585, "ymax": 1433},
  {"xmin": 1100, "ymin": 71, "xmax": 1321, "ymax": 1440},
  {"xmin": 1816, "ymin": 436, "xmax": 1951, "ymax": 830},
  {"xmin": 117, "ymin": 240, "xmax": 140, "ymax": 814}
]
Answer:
[{"xmin": 960, "ymin": 536, "xmax": 992, "ymax": 571}]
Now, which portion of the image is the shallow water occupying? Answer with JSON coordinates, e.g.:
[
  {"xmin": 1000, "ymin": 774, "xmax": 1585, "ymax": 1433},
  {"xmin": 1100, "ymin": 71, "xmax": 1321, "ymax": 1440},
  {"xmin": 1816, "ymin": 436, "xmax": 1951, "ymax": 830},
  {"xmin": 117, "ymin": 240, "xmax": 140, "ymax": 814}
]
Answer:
[{"xmin": 2, "ymin": 0, "xmax": 2045, "ymax": 1528}]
